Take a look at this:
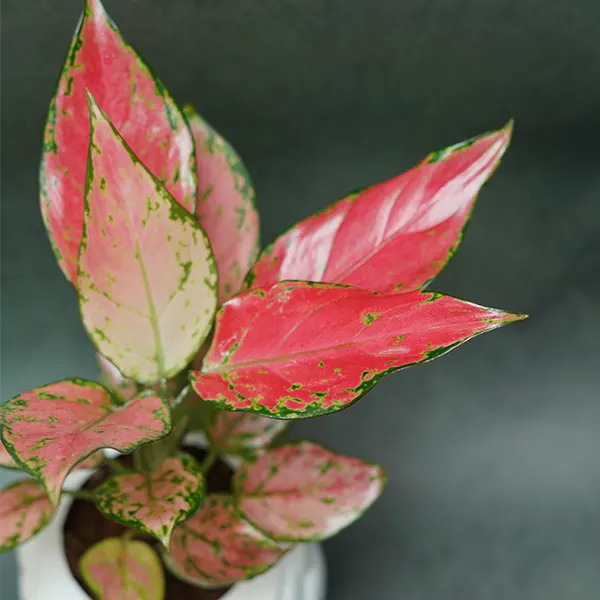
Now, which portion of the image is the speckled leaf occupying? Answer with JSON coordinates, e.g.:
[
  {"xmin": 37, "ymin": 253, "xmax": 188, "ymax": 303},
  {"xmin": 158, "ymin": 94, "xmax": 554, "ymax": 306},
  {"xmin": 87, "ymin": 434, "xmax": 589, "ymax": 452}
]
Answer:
[
  {"xmin": 94, "ymin": 453, "xmax": 204, "ymax": 548},
  {"xmin": 0, "ymin": 379, "xmax": 171, "ymax": 505},
  {"xmin": 80, "ymin": 538, "xmax": 165, "ymax": 600},
  {"xmin": 185, "ymin": 106, "xmax": 260, "ymax": 304},
  {"xmin": 247, "ymin": 125, "xmax": 511, "ymax": 293},
  {"xmin": 235, "ymin": 441, "xmax": 384, "ymax": 541},
  {"xmin": 0, "ymin": 441, "xmax": 19, "ymax": 470},
  {"xmin": 0, "ymin": 480, "xmax": 55, "ymax": 551},
  {"xmin": 191, "ymin": 282, "xmax": 525, "ymax": 418},
  {"xmin": 40, "ymin": 0, "xmax": 196, "ymax": 284},
  {"xmin": 78, "ymin": 96, "xmax": 217, "ymax": 384},
  {"xmin": 0, "ymin": 443, "xmax": 102, "ymax": 472},
  {"xmin": 205, "ymin": 410, "xmax": 288, "ymax": 455},
  {"xmin": 166, "ymin": 495, "xmax": 287, "ymax": 588}
]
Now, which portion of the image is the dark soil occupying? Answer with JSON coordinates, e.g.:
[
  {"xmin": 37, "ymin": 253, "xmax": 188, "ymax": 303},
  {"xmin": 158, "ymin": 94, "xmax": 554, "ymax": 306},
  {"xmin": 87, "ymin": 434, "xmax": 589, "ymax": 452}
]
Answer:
[{"xmin": 63, "ymin": 446, "xmax": 234, "ymax": 600}]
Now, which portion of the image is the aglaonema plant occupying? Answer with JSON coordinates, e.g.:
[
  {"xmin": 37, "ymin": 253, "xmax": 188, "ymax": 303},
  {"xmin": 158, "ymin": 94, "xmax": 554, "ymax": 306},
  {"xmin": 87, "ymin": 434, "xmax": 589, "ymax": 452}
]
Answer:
[{"xmin": 0, "ymin": 0, "xmax": 526, "ymax": 597}]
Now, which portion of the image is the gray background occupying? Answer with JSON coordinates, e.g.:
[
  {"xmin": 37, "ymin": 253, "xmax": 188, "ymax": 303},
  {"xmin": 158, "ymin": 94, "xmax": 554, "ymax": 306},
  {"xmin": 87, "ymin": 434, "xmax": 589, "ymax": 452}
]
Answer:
[{"xmin": 2, "ymin": 0, "xmax": 600, "ymax": 598}]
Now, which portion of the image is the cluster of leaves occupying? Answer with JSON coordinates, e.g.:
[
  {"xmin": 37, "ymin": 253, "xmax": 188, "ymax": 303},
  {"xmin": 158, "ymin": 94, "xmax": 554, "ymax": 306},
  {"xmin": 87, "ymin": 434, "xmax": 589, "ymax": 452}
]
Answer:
[{"xmin": 0, "ymin": 0, "xmax": 525, "ymax": 598}]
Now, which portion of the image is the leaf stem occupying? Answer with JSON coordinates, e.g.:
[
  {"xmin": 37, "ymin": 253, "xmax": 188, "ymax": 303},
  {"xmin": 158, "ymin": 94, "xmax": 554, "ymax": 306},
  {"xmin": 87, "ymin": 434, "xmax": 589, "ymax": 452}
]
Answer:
[
  {"xmin": 63, "ymin": 489, "xmax": 96, "ymax": 501},
  {"xmin": 106, "ymin": 458, "xmax": 129, "ymax": 474},
  {"xmin": 199, "ymin": 451, "xmax": 216, "ymax": 474}
]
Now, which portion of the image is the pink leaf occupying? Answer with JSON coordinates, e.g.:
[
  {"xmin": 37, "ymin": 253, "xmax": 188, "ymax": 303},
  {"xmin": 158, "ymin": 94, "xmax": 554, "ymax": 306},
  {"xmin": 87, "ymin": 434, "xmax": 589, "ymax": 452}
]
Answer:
[
  {"xmin": 190, "ymin": 282, "xmax": 526, "ymax": 418},
  {"xmin": 80, "ymin": 538, "xmax": 165, "ymax": 600},
  {"xmin": 247, "ymin": 124, "xmax": 511, "ymax": 293},
  {"xmin": 166, "ymin": 496, "xmax": 287, "ymax": 588},
  {"xmin": 0, "ymin": 480, "xmax": 55, "ymax": 551},
  {"xmin": 185, "ymin": 106, "xmax": 260, "ymax": 304},
  {"xmin": 235, "ymin": 442, "xmax": 385, "ymax": 541},
  {"xmin": 0, "ymin": 379, "xmax": 171, "ymax": 505},
  {"xmin": 205, "ymin": 411, "xmax": 288, "ymax": 455},
  {"xmin": 78, "ymin": 96, "xmax": 217, "ymax": 384},
  {"xmin": 40, "ymin": 0, "xmax": 196, "ymax": 285},
  {"xmin": 0, "ymin": 441, "xmax": 19, "ymax": 470},
  {"xmin": 1, "ymin": 442, "xmax": 102, "ymax": 472},
  {"xmin": 94, "ymin": 453, "xmax": 204, "ymax": 548}
]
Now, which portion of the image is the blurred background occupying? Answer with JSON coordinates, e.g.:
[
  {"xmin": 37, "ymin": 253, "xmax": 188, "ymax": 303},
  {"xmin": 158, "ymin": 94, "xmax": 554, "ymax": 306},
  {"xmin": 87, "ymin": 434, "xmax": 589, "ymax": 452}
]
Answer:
[{"xmin": 1, "ymin": 1, "xmax": 599, "ymax": 598}]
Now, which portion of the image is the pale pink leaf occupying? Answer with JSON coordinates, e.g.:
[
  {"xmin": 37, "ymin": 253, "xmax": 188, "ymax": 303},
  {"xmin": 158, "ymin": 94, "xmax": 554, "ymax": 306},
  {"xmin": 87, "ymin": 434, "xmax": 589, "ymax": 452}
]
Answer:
[
  {"xmin": 77, "ymin": 96, "xmax": 218, "ymax": 384},
  {"xmin": 40, "ymin": 0, "xmax": 196, "ymax": 284},
  {"xmin": 235, "ymin": 441, "xmax": 385, "ymax": 541},
  {"xmin": 0, "ymin": 480, "xmax": 55, "ymax": 551},
  {"xmin": 94, "ymin": 453, "xmax": 204, "ymax": 548},
  {"xmin": 0, "ymin": 379, "xmax": 171, "ymax": 505},
  {"xmin": 80, "ymin": 538, "xmax": 165, "ymax": 600},
  {"xmin": 247, "ymin": 125, "xmax": 512, "ymax": 293},
  {"xmin": 185, "ymin": 106, "xmax": 260, "ymax": 303},
  {"xmin": 166, "ymin": 495, "xmax": 287, "ymax": 588}
]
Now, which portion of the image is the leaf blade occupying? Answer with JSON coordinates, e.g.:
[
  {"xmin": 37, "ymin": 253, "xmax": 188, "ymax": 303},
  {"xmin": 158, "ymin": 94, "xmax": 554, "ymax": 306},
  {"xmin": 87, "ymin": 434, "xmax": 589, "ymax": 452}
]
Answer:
[
  {"xmin": 80, "ymin": 537, "xmax": 165, "ymax": 600},
  {"xmin": 78, "ymin": 95, "xmax": 217, "ymax": 384},
  {"xmin": 247, "ymin": 125, "xmax": 512, "ymax": 293},
  {"xmin": 94, "ymin": 453, "xmax": 204, "ymax": 548},
  {"xmin": 40, "ymin": 0, "xmax": 196, "ymax": 283},
  {"xmin": 191, "ymin": 282, "xmax": 525, "ymax": 418},
  {"xmin": 234, "ymin": 441, "xmax": 385, "ymax": 542},
  {"xmin": 0, "ymin": 379, "xmax": 171, "ymax": 505}
]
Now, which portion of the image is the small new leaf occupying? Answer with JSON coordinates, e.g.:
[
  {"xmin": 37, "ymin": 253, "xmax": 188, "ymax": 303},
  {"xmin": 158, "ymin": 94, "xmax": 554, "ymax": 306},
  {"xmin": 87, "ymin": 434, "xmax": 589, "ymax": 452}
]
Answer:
[
  {"xmin": 94, "ymin": 453, "xmax": 204, "ymax": 548},
  {"xmin": 0, "ymin": 379, "xmax": 171, "ymax": 505},
  {"xmin": 80, "ymin": 537, "xmax": 165, "ymax": 600},
  {"xmin": 234, "ymin": 441, "xmax": 385, "ymax": 542}
]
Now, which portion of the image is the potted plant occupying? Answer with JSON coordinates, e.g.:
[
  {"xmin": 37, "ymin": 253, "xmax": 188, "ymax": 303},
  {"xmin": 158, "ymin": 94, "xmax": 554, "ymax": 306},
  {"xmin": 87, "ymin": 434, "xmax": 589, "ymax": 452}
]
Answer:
[{"xmin": 0, "ymin": 1, "xmax": 526, "ymax": 598}]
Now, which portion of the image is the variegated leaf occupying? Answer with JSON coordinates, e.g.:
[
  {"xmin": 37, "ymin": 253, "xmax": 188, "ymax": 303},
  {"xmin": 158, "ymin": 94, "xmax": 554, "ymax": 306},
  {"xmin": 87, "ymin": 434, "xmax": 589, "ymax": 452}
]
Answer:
[
  {"xmin": 166, "ymin": 495, "xmax": 287, "ymax": 588},
  {"xmin": 235, "ymin": 441, "xmax": 385, "ymax": 542},
  {"xmin": 191, "ymin": 282, "xmax": 526, "ymax": 418},
  {"xmin": 80, "ymin": 538, "xmax": 165, "ymax": 600},
  {"xmin": 0, "ymin": 441, "xmax": 19, "ymax": 470},
  {"xmin": 94, "ymin": 453, "xmax": 204, "ymax": 548},
  {"xmin": 247, "ymin": 125, "xmax": 511, "ymax": 293},
  {"xmin": 0, "ymin": 379, "xmax": 171, "ymax": 505},
  {"xmin": 0, "ymin": 480, "xmax": 55, "ymax": 551},
  {"xmin": 185, "ymin": 106, "xmax": 260, "ymax": 304},
  {"xmin": 0, "ymin": 443, "xmax": 103, "ymax": 472},
  {"xmin": 78, "ymin": 96, "xmax": 217, "ymax": 384},
  {"xmin": 40, "ymin": 0, "xmax": 196, "ymax": 284},
  {"xmin": 205, "ymin": 410, "xmax": 288, "ymax": 455}
]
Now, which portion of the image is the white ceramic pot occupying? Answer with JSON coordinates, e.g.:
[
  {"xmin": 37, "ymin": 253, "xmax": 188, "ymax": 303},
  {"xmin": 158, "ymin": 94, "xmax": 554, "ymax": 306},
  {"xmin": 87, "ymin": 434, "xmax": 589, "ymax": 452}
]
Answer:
[{"xmin": 17, "ymin": 438, "xmax": 327, "ymax": 600}]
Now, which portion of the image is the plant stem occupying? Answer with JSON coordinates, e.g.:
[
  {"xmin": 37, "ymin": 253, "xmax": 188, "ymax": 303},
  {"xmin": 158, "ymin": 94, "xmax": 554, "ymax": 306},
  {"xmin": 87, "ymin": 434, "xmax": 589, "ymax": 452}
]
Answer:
[
  {"xmin": 63, "ymin": 489, "xmax": 96, "ymax": 501},
  {"xmin": 106, "ymin": 458, "xmax": 129, "ymax": 474},
  {"xmin": 121, "ymin": 528, "xmax": 136, "ymax": 542},
  {"xmin": 199, "ymin": 450, "xmax": 216, "ymax": 474}
]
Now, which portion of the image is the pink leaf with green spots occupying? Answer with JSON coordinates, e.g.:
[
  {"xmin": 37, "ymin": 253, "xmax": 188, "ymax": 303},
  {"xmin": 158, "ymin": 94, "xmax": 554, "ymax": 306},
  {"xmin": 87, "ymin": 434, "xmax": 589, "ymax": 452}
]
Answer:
[
  {"xmin": 235, "ymin": 441, "xmax": 385, "ymax": 542},
  {"xmin": 166, "ymin": 496, "xmax": 287, "ymax": 588},
  {"xmin": 0, "ymin": 480, "xmax": 55, "ymax": 551},
  {"xmin": 80, "ymin": 538, "xmax": 165, "ymax": 600},
  {"xmin": 40, "ymin": 0, "xmax": 196, "ymax": 284},
  {"xmin": 94, "ymin": 453, "xmax": 204, "ymax": 548},
  {"xmin": 185, "ymin": 106, "xmax": 260, "ymax": 304},
  {"xmin": 78, "ymin": 96, "xmax": 218, "ymax": 384},
  {"xmin": 190, "ymin": 282, "xmax": 526, "ymax": 418},
  {"xmin": 205, "ymin": 410, "xmax": 288, "ymax": 455},
  {"xmin": 247, "ymin": 124, "xmax": 511, "ymax": 293},
  {"xmin": 0, "ymin": 442, "xmax": 102, "ymax": 472},
  {"xmin": 0, "ymin": 441, "xmax": 19, "ymax": 470},
  {"xmin": 0, "ymin": 379, "xmax": 171, "ymax": 505}
]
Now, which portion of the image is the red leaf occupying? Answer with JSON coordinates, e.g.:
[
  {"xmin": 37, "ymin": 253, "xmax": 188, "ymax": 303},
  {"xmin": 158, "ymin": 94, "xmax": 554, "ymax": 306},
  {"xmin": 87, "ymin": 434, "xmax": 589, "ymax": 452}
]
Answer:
[
  {"xmin": 235, "ymin": 442, "xmax": 385, "ymax": 541},
  {"xmin": 166, "ymin": 496, "xmax": 287, "ymax": 588},
  {"xmin": 77, "ymin": 96, "xmax": 217, "ymax": 384},
  {"xmin": 80, "ymin": 538, "xmax": 165, "ymax": 600},
  {"xmin": 247, "ymin": 125, "xmax": 511, "ymax": 293},
  {"xmin": 191, "ymin": 282, "xmax": 525, "ymax": 418},
  {"xmin": 0, "ymin": 480, "xmax": 55, "ymax": 551},
  {"xmin": 205, "ymin": 411, "xmax": 288, "ymax": 455},
  {"xmin": 0, "ymin": 379, "xmax": 171, "ymax": 505},
  {"xmin": 185, "ymin": 106, "xmax": 260, "ymax": 304},
  {"xmin": 40, "ymin": 0, "xmax": 196, "ymax": 284},
  {"xmin": 94, "ymin": 453, "xmax": 204, "ymax": 548}
]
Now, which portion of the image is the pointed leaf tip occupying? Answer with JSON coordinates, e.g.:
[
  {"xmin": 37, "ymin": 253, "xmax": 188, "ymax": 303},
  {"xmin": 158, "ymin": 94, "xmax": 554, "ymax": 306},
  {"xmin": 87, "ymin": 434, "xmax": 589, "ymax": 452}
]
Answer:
[
  {"xmin": 191, "ymin": 283, "xmax": 524, "ymax": 418},
  {"xmin": 0, "ymin": 380, "xmax": 171, "ymax": 505},
  {"xmin": 235, "ymin": 442, "xmax": 385, "ymax": 542},
  {"xmin": 80, "ymin": 538, "xmax": 165, "ymax": 600},
  {"xmin": 78, "ymin": 101, "xmax": 217, "ymax": 384},
  {"xmin": 94, "ymin": 454, "xmax": 205, "ymax": 548},
  {"xmin": 40, "ymin": 0, "xmax": 196, "ymax": 283}
]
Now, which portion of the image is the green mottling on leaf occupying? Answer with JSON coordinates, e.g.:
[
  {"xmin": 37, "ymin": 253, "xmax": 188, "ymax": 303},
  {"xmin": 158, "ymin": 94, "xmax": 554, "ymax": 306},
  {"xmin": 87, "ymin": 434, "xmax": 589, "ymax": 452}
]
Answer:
[
  {"xmin": 322, "ymin": 497, "xmax": 336, "ymax": 504},
  {"xmin": 362, "ymin": 312, "xmax": 380, "ymax": 325},
  {"xmin": 318, "ymin": 361, "xmax": 325, "ymax": 368}
]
